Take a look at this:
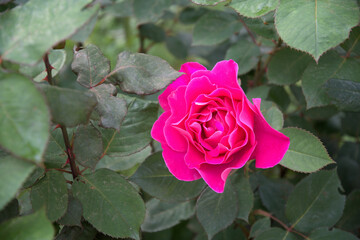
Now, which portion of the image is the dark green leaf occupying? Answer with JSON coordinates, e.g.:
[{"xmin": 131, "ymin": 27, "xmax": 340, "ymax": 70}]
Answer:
[
  {"xmin": 323, "ymin": 78, "xmax": 360, "ymax": 111},
  {"xmin": 31, "ymin": 170, "xmax": 68, "ymax": 222},
  {"xmin": 341, "ymin": 26, "xmax": 360, "ymax": 57},
  {"xmin": 142, "ymin": 198, "xmax": 195, "ymax": 232},
  {"xmin": 166, "ymin": 36, "xmax": 188, "ymax": 59},
  {"xmin": 246, "ymin": 86, "xmax": 270, "ymax": 100},
  {"xmin": 73, "ymin": 124, "xmax": 103, "ymax": 169},
  {"xmin": 341, "ymin": 112, "xmax": 360, "ymax": 137},
  {"xmin": 72, "ymin": 169, "xmax": 145, "ymax": 239},
  {"xmin": 196, "ymin": 184, "xmax": 238, "ymax": 239},
  {"xmin": 72, "ymin": 44, "xmax": 111, "ymax": 88},
  {"xmin": 249, "ymin": 217, "xmax": 271, "ymax": 239},
  {"xmin": 57, "ymin": 193, "xmax": 83, "ymax": 227},
  {"xmin": 230, "ymin": 0, "xmax": 278, "ymax": 18},
  {"xmin": 0, "ymin": 209, "xmax": 54, "ymax": 240},
  {"xmin": 267, "ymin": 48, "xmax": 313, "ymax": 85},
  {"xmin": 336, "ymin": 142, "xmax": 360, "ymax": 194},
  {"xmin": 268, "ymin": 85, "xmax": 290, "ymax": 111},
  {"xmin": 285, "ymin": 169, "xmax": 345, "ymax": 233},
  {"xmin": 0, "ymin": 199, "xmax": 19, "ymax": 224},
  {"xmin": 254, "ymin": 228, "xmax": 299, "ymax": 240},
  {"xmin": 275, "ymin": 0, "xmax": 359, "ymax": 61},
  {"xmin": 302, "ymin": 51, "xmax": 360, "ymax": 109},
  {"xmin": 193, "ymin": 11, "xmax": 241, "ymax": 46},
  {"xmin": 39, "ymin": 85, "xmax": 97, "ymax": 127},
  {"xmin": 133, "ymin": 0, "xmax": 172, "ymax": 24},
  {"xmin": 0, "ymin": 0, "xmax": 99, "ymax": 65},
  {"xmin": 112, "ymin": 51, "xmax": 182, "ymax": 95},
  {"xmin": 43, "ymin": 127, "xmax": 68, "ymax": 168},
  {"xmin": 225, "ymin": 39, "xmax": 260, "ymax": 75},
  {"xmin": 280, "ymin": 128, "xmax": 334, "ymax": 173},
  {"xmin": 55, "ymin": 223, "xmax": 97, "ymax": 240},
  {"xmin": 140, "ymin": 24, "xmax": 166, "ymax": 42},
  {"xmin": 260, "ymin": 101, "xmax": 284, "ymax": 131},
  {"xmin": 179, "ymin": 7, "xmax": 208, "ymax": 25},
  {"xmin": 230, "ymin": 173, "xmax": 253, "ymax": 221},
  {"xmin": 130, "ymin": 152, "xmax": 205, "ymax": 202},
  {"xmin": 0, "ymin": 155, "xmax": 35, "ymax": 210},
  {"xmin": 213, "ymin": 225, "xmax": 246, "ymax": 240},
  {"xmin": 0, "ymin": 73, "xmax": 50, "ymax": 162},
  {"xmin": 309, "ymin": 227, "xmax": 359, "ymax": 240},
  {"xmin": 336, "ymin": 189, "xmax": 360, "ymax": 232},
  {"xmin": 242, "ymin": 14, "xmax": 277, "ymax": 39},
  {"xmin": 23, "ymin": 167, "xmax": 44, "ymax": 189}
]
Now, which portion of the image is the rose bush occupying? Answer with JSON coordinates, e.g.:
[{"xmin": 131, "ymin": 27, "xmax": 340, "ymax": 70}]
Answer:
[{"xmin": 152, "ymin": 60, "xmax": 290, "ymax": 193}]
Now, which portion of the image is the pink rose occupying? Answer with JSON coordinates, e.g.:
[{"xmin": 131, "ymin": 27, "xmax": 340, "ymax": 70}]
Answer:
[{"xmin": 151, "ymin": 60, "xmax": 290, "ymax": 193}]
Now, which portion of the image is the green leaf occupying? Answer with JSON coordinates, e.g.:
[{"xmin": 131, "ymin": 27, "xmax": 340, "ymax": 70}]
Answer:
[
  {"xmin": 57, "ymin": 194, "xmax": 83, "ymax": 227},
  {"xmin": 336, "ymin": 189, "xmax": 360, "ymax": 232},
  {"xmin": 267, "ymin": 48, "xmax": 313, "ymax": 85},
  {"xmin": 268, "ymin": 85, "xmax": 290, "ymax": 111},
  {"xmin": 336, "ymin": 142, "xmax": 360, "ymax": 194},
  {"xmin": 90, "ymin": 84, "xmax": 127, "ymax": 131},
  {"xmin": 323, "ymin": 78, "xmax": 360, "ymax": 112},
  {"xmin": 341, "ymin": 26, "xmax": 360, "ymax": 57},
  {"xmin": 72, "ymin": 44, "xmax": 110, "ymax": 88},
  {"xmin": 0, "ymin": 0, "xmax": 99, "ymax": 65},
  {"xmin": 285, "ymin": 169, "xmax": 345, "ymax": 233},
  {"xmin": 341, "ymin": 112, "xmax": 360, "ymax": 137},
  {"xmin": 130, "ymin": 152, "xmax": 205, "ymax": 202},
  {"xmin": 249, "ymin": 217, "xmax": 271, "ymax": 239},
  {"xmin": 302, "ymin": 51, "xmax": 360, "ymax": 109},
  {"xmin": 191, "ymin": 0, "xmax": 225, "ymax": 5},
  {"xmin": 246, "ymin": 86, "xmax": 270, "ymax": 100},
  {"xmin": 193, "ymin": 11, "xmax": 241, "ymax": 46},
  {"xmin": 133, "ymin": 0, "xmax": 172, "ymax": 24},
  {"xmin": 99, "ymin": 96, "xmax": 158, "ymax": 159},
  {"xmin": 230, "ymin": 173, "xmax": 253, "ymax": 221},
  {"xmin": 309, "ymin": 228, "xmax": 359, "ymax": 240},
  {"xmin": 0, "ymin": 209, "xmax": 54, "ymax": 240},
  {"xmin": 72, "ymin": 168, "xmax": 145, "ymax": 239},
  {"xmin": 254, "ymin": 228, "xmax": 299, "ymax": 240},
  {"xmin": 140, "ymin": 24, "xmax": 166, "ymax": 42},
  {"xmin": 142, "ymin": 198, "xmax": 195, "ymax": 232},
  {"xmin": 73, "ymin": 124, "xmax": 103, "ymax": 169},
  {"xmin": 242, "ymin": 14, "xmax": 277, "ymax": 39},
  {"xmin": 30, "ymin": 170, "xmax": 68, "ymax": 222},
  {"xmin": 260, "ymin": 101, "xmax": 284, "ymax": 131},
  {"xmin": 196, "ymin": 184, "xmax": 238, "ymax": 239},
  {"xmin": 213, "ymin": 225, "xmax": 247, "ymax": 240},
  {"xmin": 19, "ymin": 50, "xmax": 66, "ymax": 82},
  {"xmin": 225, "ymin": 39, "xmax": 260, "ymax": 75},
  {"xmin": 71, "ymin": 15, "xmax": 98, "ymax": 43},
  {"xmin": 0, "ymin": 155, "xmax": 35, "ymax": 210},
  {"xmin": 275, "ymin": 0, "xmax": 359, "ymax": 61},
  {"xmin": 0, "ymin": 199, "xmax": 19, "ymax": 224},
  {"xmin": 280, "ymin": 128, "xmax": 334, "ymax": 173},
  {"xmin": 179, "ymin": 7, "xmax": 209, "ymax": 25},
  {"xmin": 0, "ymin": 73, "xmax": 50, "ymax": 162},
  {"xmin": 230, "ymin": 0, "xmax": 278, "ymax": 18},
  {"xmin": 55, "ymin": 222, "xmax": 97, "ymax": 240},
  {"xmin": 166, "ymin": 35, "xmax": 189, "ymax": 59},
  {"xmin": 112, "ymin": 51, "xmax": 182, "ymax": 95},
  {"xmin": 39, "ymin": 85, "xmax": 97, "ymax": 127},
  {"xmin": 43, "ymin": 127, "xmax": 68, "ymax": 168},
  {"xmin": 258, "ymin": 177, "xmax": 293, "ymax": 222}
]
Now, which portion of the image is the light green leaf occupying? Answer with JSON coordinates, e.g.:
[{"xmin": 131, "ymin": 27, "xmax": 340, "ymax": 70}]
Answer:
[
  {"xmin": 280, "ymin": 128, "xmax": 334, "ymax": 173},
  {"xmin": 196, "ymin": 184, "xmax": 238, "ymax": 239},
  {"xmin": 72, "ymin": 44, "xmax": 110, "ymax": 88},
  {"xmin": 142, "ymin": 198, "xmax": 195, "ymax": 232},
  {"xmin": 225, "ymin": 39, "xmax": 260, "ymax": 75},
  {"xmin": 309, "ymin": 228, "xmax": 359, "ymax": 240},
  {"xmin": 90, "ymin": 84, "xmax": 127, "ymax": 131},
  {"xmin": 260, "ymin": 101, "xmax": 284, "ymax": 131},
  {"xmin": 249, "ymin": 217, "xmax": 271, "ymax": 239},
  {"xmin": 267, "ymin": 48, "xmax": 313, "ymax": 85},
  {"xmin": 255, "ymin": 228, "xmax": 299, "ymax": 240},
  {"xmin": 39, "ymin": 85, "xmax": 98, "ymax": 127},
  {"xmin": 193, "ymin": 11, "xmax": 241, "ymax": 46},
  {"xmin": 302, "ymin": 51, "xmax": 360, "ymax": 109},
  {"xmin": 73, "ymin": 124, "xmax": 103, "ymax": 169},
  {"xmin": 275, "ymin": 0, "xmax": 359, "ymax": 61},
  {"xmin": 191, "ymin": 0, "xmax": 226, "ymax": 5},
  {"xmin": 133, "ymin": 0, "xmax": 171, "ymax": 24},
  {"xmin": 130, "ymin": 152, "xmax": 205, "ymax": 202},
  {"xmin": 230, "ymin": 173, "xmax": 253, "ymax": 221},
  {"xmin": 72, "ymin": 169, "xmax": 145, "ymax": 239},
  {"xmin": 0, "ymin": 0, "xmax": 99, "ymax": 65},
  {"xmin": 285, "ymin": 169, "xmax": 345, "ymax": 233},
  {"xmin": 0, "ymin": 73, "xmax": 49, "ymax": 162},
  {"xmin": 230, "ymin": 0, "xmax": 278, "ymax": 18},
  {"xmin": 0, "ymin": 209, "xmax": 54, "ymax": 240},
  {"xmin": 0, "ymin": 155, "xmax": 35, "ymax": 210},
  {"xmin": 30, "ymin": 170, "xmax": 68, "ymax": 222},
  {"xmin": 112, "ymin": 51, "xmax": 182, "ymax": 95},
  {"xmin": 20, "ymin": 50, "xmax": 66, "ymax": 82},
  {"xmin": 246, "ymin": 85, "xmax": 270, "ymax": 100}
]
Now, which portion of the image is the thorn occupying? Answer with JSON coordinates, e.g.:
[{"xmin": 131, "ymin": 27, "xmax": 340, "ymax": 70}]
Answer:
[
  {"xmin": 53, "ymin": 124, "xmax": 61, "ymax": 131},
  {"xmin": 42, "ymin": 76, "xmax": 49, "ymax": 82}
]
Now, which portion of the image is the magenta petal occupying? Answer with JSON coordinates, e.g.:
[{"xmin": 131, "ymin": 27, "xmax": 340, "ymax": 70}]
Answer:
[
  {"xmin": 185, "ymin": 76, "xmax": 216, "ymax": 108},
  {"xmin": 180, "ymin": 62, "xmax": 207, "ymax": 75},
  {"xmin": 151, "ymin": 111, "xmax": 171, "ymax": 144},
  {"xmin": 251, "ymin": 98, "xmax": 290, "ymax": 168},
  {"xmin": 162, "ymin": 144, "xmax": 201, "ymax": 181}
]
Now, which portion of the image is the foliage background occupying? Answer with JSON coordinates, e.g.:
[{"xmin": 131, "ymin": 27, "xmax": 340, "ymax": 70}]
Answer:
[{"xmin": 0, "ymin": 0, "xmax": 359, "ymax": 240}]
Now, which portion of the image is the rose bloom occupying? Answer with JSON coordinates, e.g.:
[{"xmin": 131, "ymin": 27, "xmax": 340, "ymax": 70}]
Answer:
[{"xmin": 151, "ymin": 60, "xmax": 290, "ymax": 193}]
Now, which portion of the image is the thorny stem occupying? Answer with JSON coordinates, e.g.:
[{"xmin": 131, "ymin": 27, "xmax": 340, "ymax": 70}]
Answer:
[
  {"xmin": 253, "ymin": 209, "xmax": 310, "ymax": 240},
  {"xmin": 43, "ymin": 53, "xmax": 80, "ymax": 180},
  {"xmin": 239, "ymin": 18, "xmax": 259, "ymax": 46}
]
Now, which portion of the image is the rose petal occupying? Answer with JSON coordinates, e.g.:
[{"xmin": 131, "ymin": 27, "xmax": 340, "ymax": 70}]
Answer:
[
  {"xmin": 180, "ymin": 62, "xmax": 207, "ymax": 76},
  {"xmin": 185, "ymin": 76, "xmax": 216, "ymax": 109},
  {"xmin": 250, "ymin": 98, "xmax": 290, "ymax": 168},
  {"xmin": 162, "ymin": 144, "xmax": 201, "ymax": 181},
  {"xmin": 151, "ymin": 111, "xmax": 171, "ymax": 144}
]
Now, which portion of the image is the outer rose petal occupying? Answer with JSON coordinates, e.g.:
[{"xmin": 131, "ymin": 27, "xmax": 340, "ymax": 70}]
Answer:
[
  {"xmin": 162, "ymin": 144, "xmax": 201, "ymax": 181},
  {"xmin": 151, "ymin": 111, "xmax": 171, "ymax": 144},
  {"xmin": 250, "ymin": 98, "xmax": 290, "ymax": 168}
]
